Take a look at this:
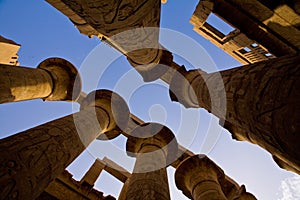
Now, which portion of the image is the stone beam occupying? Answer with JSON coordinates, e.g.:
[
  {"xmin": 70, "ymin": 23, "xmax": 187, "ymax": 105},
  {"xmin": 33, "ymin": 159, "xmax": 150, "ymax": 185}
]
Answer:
[
  {"xmin": 80, "ymin": 158, "xmax": 106, "ymax": 187},
  {"xmin": 38, "ymin": 170, "xmax": 115, "ymax": 200},
  {"xmin": 102, "ymin": 157, "xmax": 130, "ymax": 183},
  {"xmin": 0, "ymin": 89, "xmax": 129, "ymax": 199},
  {"xmin": 0, "ymin": 58, "xmax": 81, "ymax": 104},
  {"xmin": 169, "ymin": 54, "xmax": 300, "ymax": 174}
]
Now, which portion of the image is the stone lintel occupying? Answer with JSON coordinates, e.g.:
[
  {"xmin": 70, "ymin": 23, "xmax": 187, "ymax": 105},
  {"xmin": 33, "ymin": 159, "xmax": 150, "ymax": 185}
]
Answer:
[
  {"xmin": 81, "ymin": 89, "xmax": 130, "ymax": 140},
  {"xmin": 102, "ymin": 157, "xmax": 130, "ymax": 183},
  {"xmin": 37, "ymin": 58, "xmax": 81, "ymax": 102},
  {"xmin": 41, "ymin": 170, "xmax": 115, "ymax": 200},
  {"xmin": 80, "ymin": 158, "xmax": 106, "ymax": 187}
]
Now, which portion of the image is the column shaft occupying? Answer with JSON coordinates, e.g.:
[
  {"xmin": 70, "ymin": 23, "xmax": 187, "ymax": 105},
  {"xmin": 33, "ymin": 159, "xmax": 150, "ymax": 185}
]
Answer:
[
  {"xmin": 175, "ymin": 155, "xmax": 228, "ymax": 200},
  {"xmin": 0, "ymin": 64, "xmax": 53, "ymax": 103},
  {"xmin": 0, "ymin": 107, "xmax": 108, "ymax": 200},
  {"xmin": 191, "ymin": 173, "xmax": 227, "ymax": 200},
  {"xmin": 119, "ymin": 179, "xmax": 130, "ymax": 200},
  {"xmin": 170, "ymin": 54, "xmax": 300, "ymax": 173},
  {"xmin": 125, "ymin": 145, "xmax": 170, "ymax": 200}
]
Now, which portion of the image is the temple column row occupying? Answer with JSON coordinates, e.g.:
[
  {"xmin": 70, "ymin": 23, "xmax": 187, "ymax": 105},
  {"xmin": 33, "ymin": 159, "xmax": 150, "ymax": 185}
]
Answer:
[
  {"xmin": 168, "ymin": 54, "xmax": 300, "ymax": 174},
  {"xmin": 44, "ymin": 0, "xmax": 299, "ymax": 175},
  {"xmin": 0, "ymin": 89, "xmax": 130, "ymax": 200},
  {"xmin": 0, "ymin": 55, "xmax": 260, "ymax": 199},
  {"xmin": 124, "ymin": 114, "xmax": 256, "ymax": 200},
  {"xmin": 0, "ymin": 58, "xmax": 81, "ymax": 104}
]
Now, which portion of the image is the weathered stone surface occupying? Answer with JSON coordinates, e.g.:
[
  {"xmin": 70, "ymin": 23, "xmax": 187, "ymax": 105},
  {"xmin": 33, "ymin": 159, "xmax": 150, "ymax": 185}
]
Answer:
[
  {"xmin": 80, "ymin": 89, "xmax": 130, "ymax": 140},
  {"xmin": 37, "ymin": 58, "xmax": 82, "ymax": 102},
  {"xmin": 190, "ymin": 0, "xmax": 300, "ymax": 64},
  {"xmin": 0, "ymin": 110, "xmax": 93, "ymax": 199},
  {"xmin": 175, "ymin": 155, "xmax": 227, "ymax": 200},
  {"xmin": 46, "ymin": 0, "xmax": 172, "ymax": 81},
  {"xmin": 39, "ymin": 170, "xmax": 114, "ymax": 200},
  {"xmin": 170, "ymin": 54, "xmax": 300, "ymax": 174},
  {"xmin": 0, "ymin": 89, "xmax": 130, "ymax": 199},
  {"xmin": 175, "ymin": 155, "xmax": 256, "ymax": 200},
  {"xmin": 125, "ymin": 123, "xmax": 178, "ymax": 200},
  {"xmin": 0, "ymin": 35, "xmax": 20, "ymax": 66},
  {"xmin": 0, "ymin": 58, "xmax": 81, "ymax": 104},
  {"xmin": 80, "ymin": 158, "xmax": 106, "ymax": 187},
  {"xmin": 0, "ymin": 63, "xmax": 53, "ymax": 103}
]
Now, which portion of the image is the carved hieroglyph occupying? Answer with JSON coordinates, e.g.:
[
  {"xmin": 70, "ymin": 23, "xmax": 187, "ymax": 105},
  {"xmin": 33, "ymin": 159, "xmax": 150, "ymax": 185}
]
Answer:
[
  {"xmin": 0, "ymin": 90, "xmax": 130, "ymax": 199},
  {"xmin": 46, "ymin": 0, "xmax": 172, "ymax": 81},
  {"xmin": 125, "ymin": 123, "xmax": 178, "ymax": 200},
  {"xmin": 0, "ymin": 58, "xmax": 81, "ymax": 103},
  {"xmin": 170, "ymin": 54, "xmax": 300, "ymax": 174},
  {"xmin": 175, "ymin": 155, "xmax": 256, "ymax": 200}
]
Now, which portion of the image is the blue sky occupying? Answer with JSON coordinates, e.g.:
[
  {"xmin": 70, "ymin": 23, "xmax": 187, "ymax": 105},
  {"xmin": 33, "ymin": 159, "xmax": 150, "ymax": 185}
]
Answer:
[{"xmin": 0, "ymin": 0, "xmax": 299, "ymax": 199}]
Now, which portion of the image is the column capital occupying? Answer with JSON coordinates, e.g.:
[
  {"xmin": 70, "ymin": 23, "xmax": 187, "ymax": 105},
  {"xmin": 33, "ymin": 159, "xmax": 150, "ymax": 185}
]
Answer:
[
  {"xmin": 169, "ymin": 66, "xmax": 208, "ymax": 108},
  {"xmin": 37, "ymin": 57, "xmax": 81, "ymax": 101},
  {"xmin": 81, "ymin": 89, "xmax": 130, "ymax": 140},
  {"xmin": 127, "ymin": 47, "xmax": 173, "ymax": 82},
  {"xmin": 175, "ymin": 154, "xmax": 226, "ymax": 199},
  {"xmin": 126, "ymin": 123, "xmax": 178, "ymax": 165}
]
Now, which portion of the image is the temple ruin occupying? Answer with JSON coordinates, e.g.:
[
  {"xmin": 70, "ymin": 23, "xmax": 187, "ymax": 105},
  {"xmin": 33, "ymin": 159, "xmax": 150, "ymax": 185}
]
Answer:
[{"xmin": 0, "ymin": 0, "xmax": 299, "ymax": 199}]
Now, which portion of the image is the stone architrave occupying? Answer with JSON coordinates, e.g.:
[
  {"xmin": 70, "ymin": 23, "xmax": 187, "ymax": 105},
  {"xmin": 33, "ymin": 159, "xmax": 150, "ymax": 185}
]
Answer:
[
  {"xmin": 80, "ymin": 158, "xmax": 105, "ymax": 187},
  {"xmin": 46, "ymin": 0, "xmax": 173, "ymax": 81},
  {"xmin": 169, "ymin": 54, "xmax": 300, "ymax": 174},
  {"xmin": 0, "ymin": 90, "xmax": 129, "ymax": 200},
  {"xmin": 0, "ymin": 58, "xmax": 81, "ymax": 104},
  {"xmin": 125, "ymin": 123, "xmax": 178, "ymax": 200}
]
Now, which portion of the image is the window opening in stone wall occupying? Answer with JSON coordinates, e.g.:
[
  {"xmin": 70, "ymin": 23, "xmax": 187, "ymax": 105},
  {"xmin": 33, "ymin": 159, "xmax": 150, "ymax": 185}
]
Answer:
[
  {"xmin": 251, "ymin": 43, "xmax": 259, "ymax": 48},
  {"xmin": 206, "ymin": 13, "xmax": 235, "ymax": 35},
  {"xmin": 265, "ymin": 53, "xmax": 272, "ymax": 57},
  {"xmin": 239, "ymin": 47, "xmax": 252, "ymax": 54},
  {"xmin": 94, "ymin": 170, "xmax": 123, "ymax": 197}
]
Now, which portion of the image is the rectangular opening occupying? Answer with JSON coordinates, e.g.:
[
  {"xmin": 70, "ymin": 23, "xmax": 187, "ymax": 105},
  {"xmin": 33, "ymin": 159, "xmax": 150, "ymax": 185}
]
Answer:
[
  {"xmin": 250, "ymin": 43, "xmax": 258, "ymax": 48},
  {"xmin": 239, "ymin": 47, "xmax": 251, "ymax": 54},
  {"xmin": 206, "ymin": 13, "xmax": 235, "ymax": 35},
  {"xmin": 265, "ymin": 53, "xmax": 272, "ymax": 57},
  {"xmin": 94, "ymin": 171, "xmax": 123, "ymax": 198}
]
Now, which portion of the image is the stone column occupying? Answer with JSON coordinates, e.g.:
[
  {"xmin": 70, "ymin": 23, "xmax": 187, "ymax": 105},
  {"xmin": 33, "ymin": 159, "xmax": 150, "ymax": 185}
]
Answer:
[
  {"xmin": 119, "ymin": 178, "xmax": 130, "ymax": 200},
  {"xmin": 0, "ymin": 89, "xmax": 129, "ymax": 200},
  {"xmin": 175, "ymin": 155, "xmax": 227, "ymax": 200},
  {"xmin": 169, "ymin": 54, "xmax": 300, "ymax": 174},
  {"xmin": 0, "ymin": 58, "xmax": 82, "ymax": 104},
  {"xmin": 125, "ymin": 123, "xmax": 178, "ymax": 200},
  {"xmin": 46, "ymin": 0, "xmax": 175, "ymax": 82}
]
